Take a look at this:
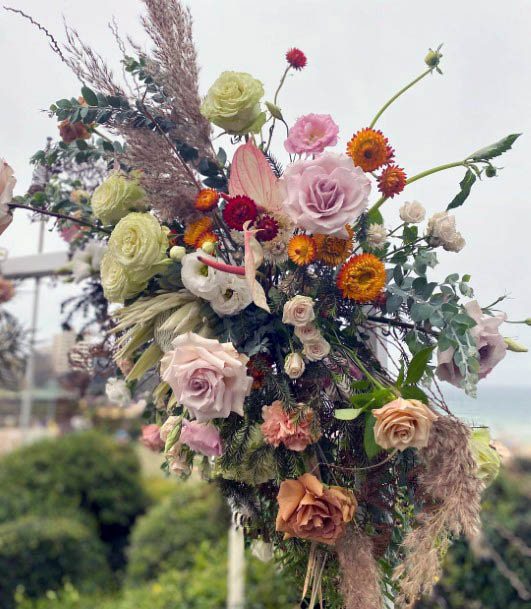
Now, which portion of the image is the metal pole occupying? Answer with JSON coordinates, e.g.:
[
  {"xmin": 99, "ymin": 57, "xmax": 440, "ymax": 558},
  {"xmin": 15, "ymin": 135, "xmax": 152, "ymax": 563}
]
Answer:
[
  {"xmin": 19, "ymin": 218, "xmax": 45, "ymax": 435},
  {"xmin": 227, "ymin": 519, "xmax": 245, "ymax": 609}
]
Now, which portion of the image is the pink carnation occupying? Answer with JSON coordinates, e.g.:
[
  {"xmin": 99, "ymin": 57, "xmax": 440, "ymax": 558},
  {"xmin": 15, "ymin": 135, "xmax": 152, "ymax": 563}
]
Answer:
[
  {"xmin": 140, "ymin": 424, "xmax": 164, "ymax": 452},
  {"xmin": 180, "ymin": 419, "xmax": 223, "ymax": 457},
  {"xmin": 284, "ymin": 114, "xmax": 339, "ymax": 156},
  {"xmin": 280, "ymin": 152, "xmax": 370, "ymax": 237},
  {"xmin": 261, "ymin": 400, "xmax": 319, "ymax": 452}
]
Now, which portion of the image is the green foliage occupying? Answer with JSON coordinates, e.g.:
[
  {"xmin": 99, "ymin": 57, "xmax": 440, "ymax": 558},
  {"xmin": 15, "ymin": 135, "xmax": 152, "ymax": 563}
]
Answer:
[
  {"xmin": 0, "ymin": 515, "xmax": 111, "ymax": 609},
  {"xmin": 447, "ymin": 169, "xmax": 476, "ymax": 210},
  {"xmin": 0, "ymin": 432, "xmax": 148, "ymax": 568},
  {"xmin": 126, "ymin": 482, "xmax": 230, "ymax": 584},
  {"xmin": 467, "ymin": 133, "xmax": 522, "ymax": 162}
]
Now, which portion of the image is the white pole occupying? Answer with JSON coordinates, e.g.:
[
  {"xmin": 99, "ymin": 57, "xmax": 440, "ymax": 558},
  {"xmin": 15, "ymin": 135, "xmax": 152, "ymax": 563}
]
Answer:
[
  {"xmin": 227, "ymin": 520, "xmax": 245, "ymax": 609},
  {"xmin": 19, "ymin": 218, "xmax": 45, "ymax": 435}
]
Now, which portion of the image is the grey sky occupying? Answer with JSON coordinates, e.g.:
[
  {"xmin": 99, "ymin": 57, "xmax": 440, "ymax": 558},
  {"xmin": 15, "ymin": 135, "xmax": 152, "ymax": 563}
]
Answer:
[{"xmin": 0, "ymin": 0, "xmax": 530, "ymax": 387}]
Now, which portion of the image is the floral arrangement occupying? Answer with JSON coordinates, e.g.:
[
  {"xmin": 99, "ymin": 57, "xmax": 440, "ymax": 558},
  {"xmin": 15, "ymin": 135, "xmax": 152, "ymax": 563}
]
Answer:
[{"xmin": 2, "ymin": 2, "xmax": 529, "ymax": 607}]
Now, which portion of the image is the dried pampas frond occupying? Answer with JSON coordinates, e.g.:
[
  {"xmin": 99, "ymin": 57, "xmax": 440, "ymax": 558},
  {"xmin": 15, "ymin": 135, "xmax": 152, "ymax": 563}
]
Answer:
[
  {"xmin": 394, "ymin": 416, "xmax": 484, "ymax": 608},
  {"xmin": 337, "ymin": 528, "xmax": 383, "ymax": 609}
]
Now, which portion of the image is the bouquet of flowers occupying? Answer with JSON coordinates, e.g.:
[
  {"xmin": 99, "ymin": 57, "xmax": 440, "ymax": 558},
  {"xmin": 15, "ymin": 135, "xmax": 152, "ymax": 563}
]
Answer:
[{"xmin": 3, "ymin": 2, "xmax": 528, "ymax": 607}]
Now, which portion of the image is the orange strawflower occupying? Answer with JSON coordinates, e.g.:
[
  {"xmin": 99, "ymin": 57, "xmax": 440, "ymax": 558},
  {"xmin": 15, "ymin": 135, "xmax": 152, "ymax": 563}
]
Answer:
[
  {"xmin": 195, "ymin": 188, "xmax": 220, "ymax": 212},
  {"xmin": 337, "ymin": 253, "xmax": 386, "ymax": 302},
  {"xmin": 377, "ymin": 165, "xmax": 407, "ymax": 198},
  {"xmin": 313, "ymin": 226, "xmax": 354, "ymax": 266},
  {"xmin": 288, "ymin": 234, "xmax": 317, "ymax": 266},
  {"xmin": 346, "ymin": 128, "xmax": 394, "ymax": 172},
  {"xmin": 195, "ymin": 230, "xmax": 218, "ymax": 249},
  {"xmin": 184, "ymin": 217, "xmax": 213, "ymax": 247}
]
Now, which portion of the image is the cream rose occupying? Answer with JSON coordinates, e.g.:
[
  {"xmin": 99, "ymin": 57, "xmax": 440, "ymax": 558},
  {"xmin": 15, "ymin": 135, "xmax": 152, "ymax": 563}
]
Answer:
[
  {"xmin": 100, "ymin": 251, "xmax": 150, "ymax": 304},
  {"xmin": 160, "ymin": 332, "xmax": 253, "ymax": 422},
  {"xmin": 302, "ymin": 337, "xmax": 331, "ymax": 362},
  {"xmin": 282, "ymin": 295, "xmax": 316, "ymax": 327},
  {"xmin": 284, "ymin": 353, "xmax": 305, "ymax": 379},
  {"xmin": 92, "ymin": 172, "xmax": 147, "ymax": 225},
  {"xmin": 0, "ymin": 159, "xmax": 16, "ymax": 235},
  {"xmin": 200, "ymin": 71, "xmax": 266, "ymax": 134},
  {"xmin": 426, "ymin": 211, "xmax": 465, "ymax": 252},
  {"xmin": 294, "ymin": 323, "xmax": 322, "ymax": 343},
  {"xmin": 372, "ymin": 398, "xmax": 437, "ymax": 451},
  {"xmin": 399, "ymin": 200, "xmax": 426, "ymax": 224}
]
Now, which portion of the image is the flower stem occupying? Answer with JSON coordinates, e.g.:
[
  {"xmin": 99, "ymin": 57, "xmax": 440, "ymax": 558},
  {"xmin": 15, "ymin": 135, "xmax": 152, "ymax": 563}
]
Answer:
[
  {"xmin": 369, "ymin": 68, "xmax": 433, "ymax": 129},
  {"xmin": 8, "ymin": 202, "xmax": 111, "ymax": 234}
]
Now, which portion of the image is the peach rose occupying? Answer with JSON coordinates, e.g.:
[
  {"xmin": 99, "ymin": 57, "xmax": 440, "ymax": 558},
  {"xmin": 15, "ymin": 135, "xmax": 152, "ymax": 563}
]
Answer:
[
  {"xmin": 282, "ymin": 295, "xmax": 315, "ymax": 327},
  {"xmin": 261, "ymin": 401, "xmax": 319, "ymax": 451},
  {"xmin": 372, "ymin": 398, "xmax": 437, "ymax": 451},
  {"xmin": 276, "ymin": 473, "xmax": 357, "ymax": 545}
]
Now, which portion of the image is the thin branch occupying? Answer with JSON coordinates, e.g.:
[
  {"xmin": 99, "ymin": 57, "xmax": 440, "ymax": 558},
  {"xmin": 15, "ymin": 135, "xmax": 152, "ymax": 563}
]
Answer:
[{"xmin": 8, "ymin": 203, "xmax": 111, "ymax": 235}]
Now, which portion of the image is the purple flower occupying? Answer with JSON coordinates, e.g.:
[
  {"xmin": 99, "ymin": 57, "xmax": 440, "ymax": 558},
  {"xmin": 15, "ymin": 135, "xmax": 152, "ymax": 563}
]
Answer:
[
  {"xmin": 179, "ymin": 420, "xmax": 223, "ymax": 457},
  {"xmin": 284, "ymin": 114, "xmax": 339, "ymax": 156}
]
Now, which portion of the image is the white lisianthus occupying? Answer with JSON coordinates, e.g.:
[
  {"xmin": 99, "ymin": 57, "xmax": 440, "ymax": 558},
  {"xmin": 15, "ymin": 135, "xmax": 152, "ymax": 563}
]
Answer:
[
  {"xmin": 366, "ymin": 223, "xmax": 388, "ymax": 248},
  {"xmin": 180, "ymin": 251, "xmax": 220, "ymax": 300},
  {"xmin": 294, "ymin": 323, "xmax": 322, "ymax": 343},
  {"xmin": 426, "ymin": 211, "xmax": 465, "ymax": 252},
  {"xmin": 302, "ymin": 337, "xmax": 331, "ymax": 362},
  {"xmin": 399, "ymin": 200, "xmax": 426, "ymax": 224},
  {"xmin": 105, "ymin": 377, "xmax": 131, "ymax": 407},
  {"xmin": 284, "ymin": 352, "xmax": 306, "ymax": 379},
  {"xmin": 209, "ymin": 273, "xmax": 252, "ymax": 317}
]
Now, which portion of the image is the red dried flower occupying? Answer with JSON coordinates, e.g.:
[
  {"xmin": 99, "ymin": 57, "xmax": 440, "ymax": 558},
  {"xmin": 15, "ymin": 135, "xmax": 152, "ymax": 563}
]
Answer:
[
  {"xmin": 286, "ymin": 48, "xmax": 307, "ymax": 70},
  {"xmin": 222, "ymin": 195, "xmax": 258, "ymax": 230},
  {"xmin": 255, "ymin": 214, "xmax": 280, "ymax": 242},
  {"xmin": 247, "ymin": 353, "xmax": 273, "ymax": 389},
  {"xmin": 377, "ymin": 165, "xmax": 407, "ymax": 198}
]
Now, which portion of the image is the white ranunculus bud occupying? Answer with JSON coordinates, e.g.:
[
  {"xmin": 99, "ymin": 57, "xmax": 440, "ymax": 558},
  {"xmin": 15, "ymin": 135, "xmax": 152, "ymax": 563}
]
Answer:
[
  {"xmin": 399, "ymin": 200, "xmax": 426, "ymax": 224},
  {"xmin": 170, "ymin": 246, "xmax": 186, "ymax": 261},
  {"xmin": 105, "ymin": 377, "xmax": 131, "ymax": 407},
  {"xmin": 284, "ymin": 352, "xmax": 306, "ymax": 379},
  {"xmin": 366, "ymin": 223, "xmax": 388, "ymax": 248}
]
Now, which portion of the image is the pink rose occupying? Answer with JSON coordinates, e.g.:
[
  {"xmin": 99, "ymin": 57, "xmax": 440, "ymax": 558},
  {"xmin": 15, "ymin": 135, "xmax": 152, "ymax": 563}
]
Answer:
[
  {"xmin": 140, "ymin": 424, "xmax": 165, "ymax": 452},
  {"xmin": 0, "ymin": 159, "xmax": 15, "ymax": 236},
  {"xmin": 261, "ymin": 400, "xmax": 320, "ymax": 452},
  {"xmin": 180, "ymin": 419, "xmax": 223, "ymax": 457},
  {"xmin": 284, "ymin": 113, "xmax": 339, "ymax": 156},
  {"xmin": 160, "ymin": 332, "xmax": 253, "ymax": 422},
  {"xmin": 280, "ymin": 153, "xmax": 370, "ymax": 237},
  {"xmin": 436, "ymin": 300, "xmax": 507, "ymax": 387}
]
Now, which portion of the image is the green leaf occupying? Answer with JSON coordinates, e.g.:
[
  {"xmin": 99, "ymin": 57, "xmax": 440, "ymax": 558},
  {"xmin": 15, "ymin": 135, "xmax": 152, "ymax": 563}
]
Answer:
[
  {"xmin": 467, "ymin": 133, "xmax": 521, "ymax": 162},
  {"xmin": 334, "ymin": 408, "xmax": 365, "ymax": 421},
  {"xmin": 447, "ymin": 169, "xmax": 476, "ymax": 211},
  {"xmin": 396, "ymin": 361, "xmax": 405, "ymax": 388},
  {"xmin": 367, "ymin": 208, "xmax": 384, "ymax": 225},
  {"xmin": 401, "ymin": 385, "xmax": 429, "ymax": 404},
  {"xmin": 81, "ymin": 86, "xmax": 98, "ymax": 106},
  {"xmin": 405, "ymin": 345, "xmax": 435, "ymax": 385},
  {"xmin": 364, "ymin": 414, "xmax": 381, "ymax": 459}
]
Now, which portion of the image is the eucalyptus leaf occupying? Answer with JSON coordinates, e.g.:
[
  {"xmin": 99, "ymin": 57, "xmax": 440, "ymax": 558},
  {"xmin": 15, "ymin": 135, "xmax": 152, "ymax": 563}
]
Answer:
[{"xmin": 81, "ymin": 86, "xmax": 98, "ymax": 107}]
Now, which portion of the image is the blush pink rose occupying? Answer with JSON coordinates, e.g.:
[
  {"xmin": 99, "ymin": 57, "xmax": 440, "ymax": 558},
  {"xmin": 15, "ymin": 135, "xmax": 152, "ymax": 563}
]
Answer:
[
  {"xmin": 280, "ymin": 153, "xmax": 370, "ymax": 237},
  {"xmin": 284, "ymin": 113, "xmax": 339, "ymax": 156},
  {"xmin": 180, "ymin": 419, "xmax": 223, "ymax": 457},
  {"xmin": 140, "ymin": 424, "xmax": 164, "ymax": 452},
  {"xmin": 436, "ymin": 300, "xmax": 507, "ymax": 387},
  {"xmin": 261, "ymin": 400, "xmax": 320, "ymax": 452},
  {"xmin": 0, "ymin": 159, "xmax": 15, "ymax": 236},
  {"xmin": 160, "ymin": 332, "xmax": 253, "ymax": 422}
]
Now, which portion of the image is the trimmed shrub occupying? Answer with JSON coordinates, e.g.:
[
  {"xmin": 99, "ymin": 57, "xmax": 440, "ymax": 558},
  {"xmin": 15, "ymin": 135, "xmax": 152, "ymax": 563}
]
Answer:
[
  {"xmin": 0, "ymin": 432, "xmax": 148, "ymax": 568},
  {"xmin": 126, "ymin": 482, "xmax": 230, "ymax": 584},
  {"xmin": 0, "ymin": 515, "xmax": 111, "ymax": 609}
]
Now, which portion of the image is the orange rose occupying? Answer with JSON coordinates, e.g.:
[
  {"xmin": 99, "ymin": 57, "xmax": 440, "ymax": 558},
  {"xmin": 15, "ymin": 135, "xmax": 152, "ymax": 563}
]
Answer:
[
  {"xmin": 276, "ymin": 473, "xmax": 356, "ymax": 545},
  {"xmin": 372, "ymin": 398, "xmax": 437, "ymax": 451}
]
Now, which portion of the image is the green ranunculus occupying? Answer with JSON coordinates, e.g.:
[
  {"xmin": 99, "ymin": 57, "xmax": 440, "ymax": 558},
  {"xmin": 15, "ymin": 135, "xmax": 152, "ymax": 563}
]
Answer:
[
  {"xmin": 200, "ymin": 71, "xmax": 266, "ymax": 134},
  {"xmin": 101, "ymin": 212, "xmax": 170, "ymax": 303},
  {"xmin": 92, "ymin": 172, "xmax": 147, "ymax": 225},
  {"xmin": 470, "ymin": 428, "xmax": 501, "ymax": 485}
]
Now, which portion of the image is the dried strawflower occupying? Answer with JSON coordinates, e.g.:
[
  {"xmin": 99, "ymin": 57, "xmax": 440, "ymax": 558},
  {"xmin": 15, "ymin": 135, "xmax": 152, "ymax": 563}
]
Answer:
[
  {"xmin": 346, "ymin": 128, "xmax": 394, "ymax": 172},
  {"xmin": 195, "ymin": 188, "xmax": 220, "ymax": 211},
  {"xmin": 286, "ymin": 47, "xmax": 307, "ymax": 70},
  {"xmin": 378, "ymin": 164, "xmax": 407, "ymax": 197},
  {"xmin": 288, "ymin": 234, "xmax": 317, "ymax": 266},
  {"xmin": 337, "ymin": 253, "xmax": 386, "ymax": 302}
]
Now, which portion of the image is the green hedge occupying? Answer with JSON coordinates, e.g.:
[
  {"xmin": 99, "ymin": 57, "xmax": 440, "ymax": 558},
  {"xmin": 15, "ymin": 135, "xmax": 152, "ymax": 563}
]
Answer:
[
  {"xmin": 0, "ymin": 515, "xmax": 111, "ymax": 609},
  {"xmin": 0, "ymin": 432, "xmax": 148, "ymax": 568},
  {"xmin": 126, "ymin": 482, "xmax": 230, "ymax": 584}
]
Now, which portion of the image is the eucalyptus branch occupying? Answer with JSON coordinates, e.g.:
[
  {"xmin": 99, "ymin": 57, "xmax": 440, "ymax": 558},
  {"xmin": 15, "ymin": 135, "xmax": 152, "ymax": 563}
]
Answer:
[
  {"xmin": 8, "ymin": 202, "xmax": 111, "ymax": 234},
  {"xmin": 366, "ymin": 315, "xmax": 439, "ymax": 338}
]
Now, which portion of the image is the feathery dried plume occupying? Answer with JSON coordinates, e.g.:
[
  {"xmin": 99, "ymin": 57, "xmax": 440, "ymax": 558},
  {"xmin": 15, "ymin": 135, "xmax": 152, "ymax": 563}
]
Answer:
[
  {"xmin": 337, "ymin": 527, "xmax": 384, "ymax": 609},
  {"xmin": 394, "ymin": 416, "xmax": 484, "ymax": 608}
]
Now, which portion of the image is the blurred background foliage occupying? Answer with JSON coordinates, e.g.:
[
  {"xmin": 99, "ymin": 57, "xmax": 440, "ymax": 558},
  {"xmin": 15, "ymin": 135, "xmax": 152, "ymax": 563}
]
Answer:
[{"xmin": 1, "ymin": 431, "xmax": 529, "ymax": 609}]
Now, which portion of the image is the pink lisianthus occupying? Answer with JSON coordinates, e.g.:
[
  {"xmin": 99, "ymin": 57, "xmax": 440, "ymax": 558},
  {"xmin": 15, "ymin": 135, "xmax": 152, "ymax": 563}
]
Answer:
[
  {"xmin": 160, "ymin": 332, "xmax": 253, "ymax": 422},
  {"xmin": 280, "ymin": 153, "xmax": 370, "ymax": 237},
  {"xmin": 140, "ymin": 424, "xmax": 164, "ymax": 452},
  {"xmin": 284, "ymin": 114, "xmax": 339, "ymax": 156},
  {"xmin": 436, "ymin": 300, "xmax": 507, "ymax": 387},
  {"xmin": 261, "ymin": 400, "xmax": 319, "ymax": 452},
  {"xmin": 180, "ymin": 419, "xmax": 223, "ymax": 457}
]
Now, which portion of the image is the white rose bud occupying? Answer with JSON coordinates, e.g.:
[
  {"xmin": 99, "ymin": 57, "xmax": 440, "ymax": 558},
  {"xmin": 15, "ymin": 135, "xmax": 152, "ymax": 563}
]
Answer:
[
  {"xmin": 282, "ymin": 295, "xmax": 316, "ymax": 327},
  {"xmin": 366, "ymin": 223, "xmax": 388, "ymax": 248},
  {"xmin": 399, "ymin": 200, "xmax": 426, "ymax": 224},
  {"xmin": 170, "ymin": 246, "xmax": 186, "ymax": 261},
  {"xmin": 201, "ymin": 240, "xmax": 216, "ymax": 255},
  {"xmin": 302, "ymin": 337, "xmax": 331, "ymax": 362},
  {"xmin": 284, "ymin": 352, "xmax": 306, "ymax": 379}
]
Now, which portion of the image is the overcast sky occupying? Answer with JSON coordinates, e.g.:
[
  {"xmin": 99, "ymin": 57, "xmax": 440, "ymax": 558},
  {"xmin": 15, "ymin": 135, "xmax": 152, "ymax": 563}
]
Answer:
[{"xmin": 0, "ymin": 0, "xmax": 530, "ymax": 388}]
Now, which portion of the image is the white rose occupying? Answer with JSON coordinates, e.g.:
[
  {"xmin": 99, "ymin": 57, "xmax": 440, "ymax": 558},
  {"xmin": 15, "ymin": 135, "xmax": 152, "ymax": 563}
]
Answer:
[
  {"xmin": 366, "ymin": 223, "xmax": 388, "ymax": 248},
  {"xmin": 294, "ymin": 323, "xmax": 322, "ymax": 343},
  {"xmin": 105, "ymin": 377, "xmax": 131, "ymax": 407},
  {"xmin": 180, "ymin": 252, "xmax": 219, "ymax": 300},
  {"xmin": 210, "ymin": 273, "xmax": 252, "ymax": 317},
  {"xmin": 282, "ymin": 295, "xmax": 315, "ymax": 327},
  {"xmin": 399, "ymin": 200, "xmax": 426, "ymax": 224},
  {"xmin": 284, "ymin": 352, "xmax": 306, "ymax": 379},
  {"xmin": 302, "ymin": 337, "xmax": 331, "ymax": 362},
  {"xmin": 426, "ymin": 211, "xmax": 458, "ymax": 246},
  {"xmin": 444, "ymin": 231, "xmax": 466, "ymax": 253},
  {"xmin": 0, "ymin": 160, "xmax": 16, "ymax": 236}
]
